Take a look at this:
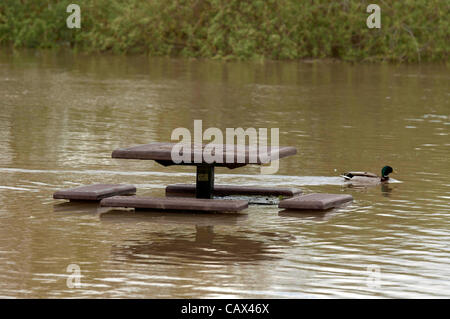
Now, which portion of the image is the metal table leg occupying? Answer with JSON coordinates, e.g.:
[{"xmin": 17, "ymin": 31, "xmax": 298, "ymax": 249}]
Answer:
[{"xmin": 196, "ymin": 164, "xmax": 214, "ymax": 199}]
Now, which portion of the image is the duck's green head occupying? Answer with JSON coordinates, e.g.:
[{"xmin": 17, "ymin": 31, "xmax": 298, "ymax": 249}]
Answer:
[{"xmin": 381, "ymin": 166, "xmax": 394, "ymax": 178}]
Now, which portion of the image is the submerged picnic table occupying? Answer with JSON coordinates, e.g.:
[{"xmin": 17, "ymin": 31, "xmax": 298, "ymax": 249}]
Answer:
[
  {"xmin": 112, "ymin": 142, "xmax": 297, "ymax": 199},
  {"xmin": 54, "ymin": 142, "xmax": 353, "ymax": 212}
]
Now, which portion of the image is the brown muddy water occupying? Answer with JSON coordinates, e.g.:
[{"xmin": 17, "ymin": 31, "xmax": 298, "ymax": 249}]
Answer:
[{"xmin": 0, "ymin": 50, "xmax": 449, "ymax": 298}]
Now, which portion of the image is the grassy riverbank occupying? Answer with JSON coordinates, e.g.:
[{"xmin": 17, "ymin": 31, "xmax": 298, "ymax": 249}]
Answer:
[{"xmin": 0, "ymin": 0, "xmax": 448, "ymax": 62}]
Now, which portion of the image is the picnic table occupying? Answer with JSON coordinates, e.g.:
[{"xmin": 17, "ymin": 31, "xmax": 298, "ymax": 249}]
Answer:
[
  {"xmin": 54, "ymin": 142, "xmax": 353, "ymax": 213},
  {"xmin": 112, "ymin": 142, "xmax": 297, "ymax": 199}
]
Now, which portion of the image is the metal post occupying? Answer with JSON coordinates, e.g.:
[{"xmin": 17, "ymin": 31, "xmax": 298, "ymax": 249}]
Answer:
[{"xmin": 196, "ymin": 164, "xmax": 214, "ymax": 199}]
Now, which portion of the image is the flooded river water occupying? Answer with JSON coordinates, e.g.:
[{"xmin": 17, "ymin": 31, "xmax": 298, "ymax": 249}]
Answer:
[{"xmin": 0, "ymin": 50, "xmax": 448, "ymax": 298}]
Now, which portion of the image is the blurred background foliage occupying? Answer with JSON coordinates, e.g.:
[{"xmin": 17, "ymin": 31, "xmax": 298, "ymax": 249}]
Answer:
[{"xmin": 0, "ymin": 0, "xmax": 448, "ymax": 62}]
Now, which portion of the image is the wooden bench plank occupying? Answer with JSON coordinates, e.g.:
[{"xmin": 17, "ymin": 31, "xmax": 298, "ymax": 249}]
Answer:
[
  {"xmin": 100, "ymin": 196, "xmax": 248, "ymax": 212},
  {"xmin": 166, "ymin": 184, "xmax": 302, "ymax": 198},
  {"xmin": 278, "ymin": 193, "xmax": 353, "ymax": 210},
  {"xmin": 53, "ymin": 184, "xmax": 136, "ymax": 201}
]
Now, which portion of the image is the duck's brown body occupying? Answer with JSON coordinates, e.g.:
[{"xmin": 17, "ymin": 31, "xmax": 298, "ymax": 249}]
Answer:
[
  {"xmin": 343, "ymin": 171, "xmax": 378, "ymax": 178},
  {"xmin": 340, "ymin": 167, "xmax": 393, "ymax": 186}
]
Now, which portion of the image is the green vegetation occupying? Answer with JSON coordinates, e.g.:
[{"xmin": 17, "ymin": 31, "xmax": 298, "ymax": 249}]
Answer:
[{"xmin": 0, "ymin": 0, "xmax": 448, "ymax": 62}]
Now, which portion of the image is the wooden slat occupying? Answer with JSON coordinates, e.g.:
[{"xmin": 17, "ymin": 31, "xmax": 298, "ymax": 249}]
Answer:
[
  {"xmin": 112, "ymin": 142, "xmax": 297, "ymax": 168},
  {"xmin": 100, "ymin": 196, "xmax": 248, "ymax": 212},
  {"xmin": 53, "ymin": 184, "xmax": 136, "ymax": 201},
  {"xmin": 279, "ymin": 193, "xmax": 353, "ymax": 210},
  {"xmin": 166, "ymin": 184, "xmax": 302, "ymax": 197}
]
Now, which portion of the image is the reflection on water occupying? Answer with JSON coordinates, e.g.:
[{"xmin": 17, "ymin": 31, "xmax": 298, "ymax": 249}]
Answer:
[
  {"xmin": 102, "ymin": 211, "xmax": 279, "ymax": 264},
  {"xmin": 110, "ymin": 226, "xmax": 283, "ymax": 265},
  {"xmin": 278, "ymin": 208, "xmax": 343, "ymax": 221},
  {"xmin": 380, "ymin": 184, "xmax": 394, "ymax": 197},
  {"xmin": 0, "ymin": 50, "xmax": 449, "ymax": 298},
  {"xmin": 53, "ymin": 201, "xmax": 113, "ymax": 216},
  {"xmin": 99, "ymin": 209, "xmax": 249, "ymax": 227}
]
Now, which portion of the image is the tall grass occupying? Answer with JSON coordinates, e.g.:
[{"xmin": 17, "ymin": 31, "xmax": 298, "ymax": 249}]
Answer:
[{"xmin": 0, "ymin": 0, "xmax": 448, "ymax": 62}]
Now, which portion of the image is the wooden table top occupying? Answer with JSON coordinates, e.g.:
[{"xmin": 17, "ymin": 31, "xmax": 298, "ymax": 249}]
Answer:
[{"xmin": 112, "ymin": 142, "xmax": 297, "ymax": 169}]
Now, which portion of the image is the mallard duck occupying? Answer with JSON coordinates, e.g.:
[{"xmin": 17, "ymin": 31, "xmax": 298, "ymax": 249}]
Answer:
[{"xmin": 340, "ymin": 166, "xmax": 394, "ymax": 185}]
